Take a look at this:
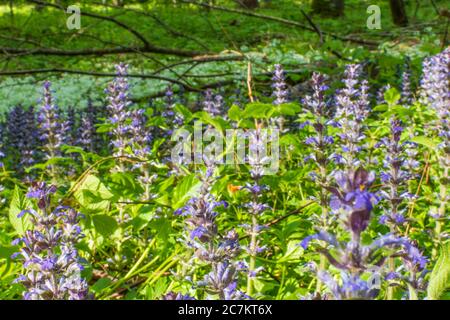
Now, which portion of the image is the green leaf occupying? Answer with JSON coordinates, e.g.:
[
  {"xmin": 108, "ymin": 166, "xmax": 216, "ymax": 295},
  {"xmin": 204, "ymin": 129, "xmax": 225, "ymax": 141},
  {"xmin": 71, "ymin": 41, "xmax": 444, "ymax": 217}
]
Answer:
[
  {"xmin": 92, "ymin": 215, "xmax": 118, "ymax": 237},
  {"xmin": 273, "ymin": 103, "xmax": 301, "ymax": 116},
  {"xmin": 174, "ymin": 103, "xmax": 193, "ymax": 122},
  {"xmin": 384, "ymin": 88, "xmax": 401, "ymax": 105},
  {"xmin": 145, "ymin": 278, "xmax": 168, "ymax": 299},
  {"xmin": 74, "ymin": 174, "xmax": 114, "ymax": 211},
  {"xmin": 278, "ymin": 241, "xmax": 303, "ymax": 263},
  {"xmin": 411, "ymin": 136, "xmax": 437, "ymax": 150},
  {"xmin": 91, "ymin": 278, "xmax": 113, "ymax": 294},
  {"xmin": 171, "ymin": 174, "xmax": 201, "ymax": 208},
  {"xmin": 110, "ymin": 172, "xmax": 143, "ymax": 197},
  {"xmin": 8, "ymin": 186, "xmax": 32, "ymax": 235},
  {"xmin": 373, "ymin": 104, "xmax": 388, "ymax": 112},
  {"xmin": 427, "ymin": 243, "xmax": 450, "ymax": 300},
  {"xmin": 154, "ymin": 194, "xmax": 170, "ymax": 207},
  {"xmin": 242, "ymin": 103, "xmax": 274, "ymax": 119},
  {"xmin": 26, "ymin": 157, "xmax": 68, "ymax": 172},
  {"xmin": 193, "ymin": 111, "xmax": 228, "ymax": 132},
  {"xmin": 228, "ymin": 104, "xmax": 242, "ymax": 121},
  {"xmin": 96, "ymin": 122, "xmax": 113, "ymax": 133},
  {"xmin": 61, "ymin": 145, "xmax": 85, "ymax": 155},
  {"xmin": 0, "ymin": 245, "xmax": 17, "ymax": 260},
  {"xmin": 253, "ymin": 278, "xmax": 276, "ymax": 293}
]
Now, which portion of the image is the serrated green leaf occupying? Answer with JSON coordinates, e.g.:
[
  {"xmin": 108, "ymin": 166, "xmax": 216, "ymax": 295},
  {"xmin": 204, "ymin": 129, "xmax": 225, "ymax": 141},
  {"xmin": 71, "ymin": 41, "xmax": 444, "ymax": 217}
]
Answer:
[
  {"xmin": 193, "ymin": 111, "xmax": 228, "ymax": 132},
  {"xmin": 427, "ymin": 243, "xmax": 450, "ymax": 300},
  {"xmin": 8, "ymin": 186, "xmax": 32, "ymax": 236}
]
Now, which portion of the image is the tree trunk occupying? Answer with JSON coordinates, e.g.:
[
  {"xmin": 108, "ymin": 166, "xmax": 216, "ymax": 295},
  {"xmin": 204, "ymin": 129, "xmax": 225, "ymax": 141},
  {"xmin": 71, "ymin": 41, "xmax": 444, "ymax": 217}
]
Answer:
[
  {"xmin": 312, "ymin": 0, "xmax": 344, "ymax": 17},
  {"xmin": 236, "ymin": 0, "xmax": 259, "ymax": 9},
  {"xmin": 389, "ymin": 0, "xmax": 408, "ymax": 26}
]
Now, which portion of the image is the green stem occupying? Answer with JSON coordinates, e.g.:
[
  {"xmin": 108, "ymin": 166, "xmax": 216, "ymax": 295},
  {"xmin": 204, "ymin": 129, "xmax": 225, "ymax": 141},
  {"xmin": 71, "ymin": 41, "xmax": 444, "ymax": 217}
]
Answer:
[
  {"xmin": 247, "ymin": 214, "xmax": 258, "ymax": 296},
  {"xmin": 315, "ymin": 255, "xmax": 326, "ymax": 294},
  {"xmin": 386, "ymin": 257, "xmax": 395, "ymax": 300},
  {"xmin": 276, "ymin": 264, "xmax": 286, "ymax": 299}
]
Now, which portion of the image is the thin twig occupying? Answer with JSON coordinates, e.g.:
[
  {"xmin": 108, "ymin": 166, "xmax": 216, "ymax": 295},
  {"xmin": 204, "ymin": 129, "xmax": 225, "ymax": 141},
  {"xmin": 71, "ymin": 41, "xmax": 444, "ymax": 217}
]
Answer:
[{"xmin": 300, "ymin": 9, "xmax": 323, "ymax": 43}]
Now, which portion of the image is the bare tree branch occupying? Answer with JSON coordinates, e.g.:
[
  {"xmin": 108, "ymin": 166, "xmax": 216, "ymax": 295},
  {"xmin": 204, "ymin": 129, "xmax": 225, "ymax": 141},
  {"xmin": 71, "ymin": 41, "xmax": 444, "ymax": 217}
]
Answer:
[
  {"xmin": 0, "ymin": 68, "xmax": 196, "ymax": 90},
  {"xmin": 300, "ymin": 9, "xmax": 323, "ymax": 43},
  {"xmin": 180, "ymin": 0, "xmax": 379, "ymax": 47},
  {"xmin": 0, "ymin": 46, "xmax": 205, "ymax": 57},
  {"xmin": 90, "ymin": 0, "xmax": 210, "ymax": 51},
  {"xmin": 151, "ymin": 53, "xmax": 245, "ymax": 74},
  {"xmin": 20, "ymin": 0, "xmax": 209, "ymax": 58},
  {"xmin": 28, "ymin": 0, "xmax": 150, "ymax": 47}
]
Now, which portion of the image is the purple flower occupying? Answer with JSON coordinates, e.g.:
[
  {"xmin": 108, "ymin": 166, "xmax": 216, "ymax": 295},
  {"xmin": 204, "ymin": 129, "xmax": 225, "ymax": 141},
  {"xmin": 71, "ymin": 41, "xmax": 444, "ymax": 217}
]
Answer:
[
  {"xmin": 77, "ymin": 99, "xmax": 102, "ymax": 153},
  {"xmin": 106, "ymin": 63, "xmax": 132, "ymax": 157},
  {"xmin": 401, "ymin": 58, "xmax": 414, "ymax": 106},
  {"xmin": 328, "ymin": 168, "xmax": 378, "ymax": 237},
  {"xmin": 271, "ymin": 64, "xmax": 289, "ymax": 131},
  {"xmin": 334, "ymin": 64, "xmax": 369, "ymax": 169},
  {"xmin": 6, "ymin": 105, "xmax": 39, "ymax": 176},
  {"xmin": 162, "ymin": 86, "xmax": 184, "ymax": 130},
  {"xmin": 12, "ymin": 183, "xmax": 88, "ymax": 300},
  {"xmin": 379, "ymin": 119, "xmax": 417, "ymax": 229},
  {"xmin": 129, "ymin": 109, "xmax": 152, "ymax": 161},
  {"xmin": 272, "ymin": 64, "xmax": 289, "ymax": 105},
  {"xmin": 162, "ymin": 292, "xmax": 195, "ymax": 300},
  {"xmin": 37, "ymin": 81, "xmax": 67, "ymax": 161},
  {"xmin": 420, "ymin": 49, "xmax": 449, "ymax": 235},
  {"xmin": 203, "ymin": 89, "xmax": 224, "ymax": 117},
  {"xmin": 176, "ymin": 162, "xmax": 243, "ymax": 299}
]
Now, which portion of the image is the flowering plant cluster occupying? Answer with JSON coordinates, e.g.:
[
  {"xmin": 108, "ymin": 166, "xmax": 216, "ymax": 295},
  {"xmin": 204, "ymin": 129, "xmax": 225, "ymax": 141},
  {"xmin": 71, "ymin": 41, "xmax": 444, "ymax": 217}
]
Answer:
[
  {"xmin": 12, "ymin": 182, "xmax": 88, "ymax": 300},
  {"xmin": 0, "ymin": 48, "xmax": 448, "ymax": 301}
]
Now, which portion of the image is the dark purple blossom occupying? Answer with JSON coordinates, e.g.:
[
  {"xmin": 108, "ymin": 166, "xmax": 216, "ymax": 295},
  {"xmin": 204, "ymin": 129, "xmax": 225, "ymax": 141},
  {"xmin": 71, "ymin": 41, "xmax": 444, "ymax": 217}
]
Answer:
[
  {"xmin": 328, "ymin": 168, "xmax": 378, "ymax": 238},
  {"xmin": 401, "ymin": 58, "xmax": 414, "ymax": 106},
  {"xmin": 78, "ymin": 99, "xmax": 98, "ymax": 152},
  {"xmin": 6, "ymin": 105, "xmax": 39, "ymax": 175}
]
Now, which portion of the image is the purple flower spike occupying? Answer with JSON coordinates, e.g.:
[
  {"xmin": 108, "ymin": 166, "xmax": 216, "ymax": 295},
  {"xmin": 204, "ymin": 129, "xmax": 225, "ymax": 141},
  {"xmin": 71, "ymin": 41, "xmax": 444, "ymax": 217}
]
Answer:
[{"xmin": 12, "ymin": 183, "xmax": 88, "ymax": 300}]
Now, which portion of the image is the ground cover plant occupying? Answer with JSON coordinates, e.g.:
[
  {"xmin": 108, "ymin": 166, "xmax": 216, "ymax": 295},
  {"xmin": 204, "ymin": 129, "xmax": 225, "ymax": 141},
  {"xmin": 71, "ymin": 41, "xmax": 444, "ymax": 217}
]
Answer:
[{"xmin": 0, "ymin": 0, "xmax": 449, "ymax": 300}]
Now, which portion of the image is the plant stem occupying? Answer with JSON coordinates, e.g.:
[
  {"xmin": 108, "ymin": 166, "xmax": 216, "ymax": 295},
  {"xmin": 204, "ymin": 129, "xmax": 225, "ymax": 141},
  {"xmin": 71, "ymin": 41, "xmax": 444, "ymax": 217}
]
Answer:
[{"xmin": 247, "ymin": 213, "xmax": 258, "ymax": 296}]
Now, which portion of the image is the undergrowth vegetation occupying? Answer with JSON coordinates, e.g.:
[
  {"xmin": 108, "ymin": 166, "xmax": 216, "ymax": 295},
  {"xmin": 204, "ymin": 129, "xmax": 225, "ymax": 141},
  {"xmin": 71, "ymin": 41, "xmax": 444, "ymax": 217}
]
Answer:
[{"xmin": 0, "ymin": 0, "xmax": 448, "ymax": 300}]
